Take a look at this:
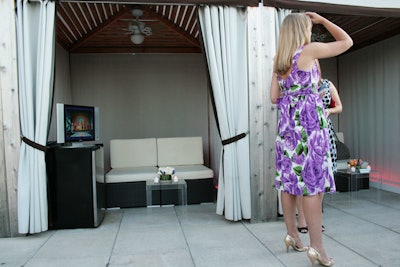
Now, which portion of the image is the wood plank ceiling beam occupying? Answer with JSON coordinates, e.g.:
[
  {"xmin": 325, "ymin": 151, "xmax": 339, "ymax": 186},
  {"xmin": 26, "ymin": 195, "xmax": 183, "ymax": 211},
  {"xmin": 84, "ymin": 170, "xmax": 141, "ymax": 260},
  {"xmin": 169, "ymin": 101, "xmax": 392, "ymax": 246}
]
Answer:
[
  {"xmin": 60, "ymin": 0, "xmax": 260, "ymax": 7},
  {"xmin": 263, "ymin": 0, "xmax": 400, "ymax": 17},
  {"xmin": 144, "ymin": 5, "xmax": 200, "ymax": 47},
  {"xmin": 69, "ymin": 4, "xmax": 129, "ymax": 51}
]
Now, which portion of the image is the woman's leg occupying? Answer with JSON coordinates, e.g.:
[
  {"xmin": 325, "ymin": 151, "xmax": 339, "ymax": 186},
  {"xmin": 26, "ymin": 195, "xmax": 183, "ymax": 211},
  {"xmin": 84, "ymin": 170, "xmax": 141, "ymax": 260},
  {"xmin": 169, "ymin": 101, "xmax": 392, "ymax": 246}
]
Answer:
[
  {"xmin": 281, "ymin": 191, "xmax": 305, "ymax": 247},
  {"xmin": 303, "ymin": 193, "xmax": 331, "ymax": 262},
  {"xmin": 321, "ymin": 194, "xmax": 326, "ymax": 232},
  {"xmin": 296, "ymin": 196, "xmax": 308, "ymax": 233}
]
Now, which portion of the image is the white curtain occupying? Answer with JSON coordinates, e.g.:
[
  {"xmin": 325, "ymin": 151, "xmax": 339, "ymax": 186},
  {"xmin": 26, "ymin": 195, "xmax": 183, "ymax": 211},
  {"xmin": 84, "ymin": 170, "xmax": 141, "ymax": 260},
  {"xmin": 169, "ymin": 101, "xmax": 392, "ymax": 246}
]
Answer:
[
  {"xmin": 16, "ymin": 0, "xmax": 55, "ymax": 234},
  {"xmin": 274, "ymin": 8, "xmax": 291, "ymax": 44},
  {"xmin": 199, "ymin": 6, "xmax": 251, "ymax": 221}
]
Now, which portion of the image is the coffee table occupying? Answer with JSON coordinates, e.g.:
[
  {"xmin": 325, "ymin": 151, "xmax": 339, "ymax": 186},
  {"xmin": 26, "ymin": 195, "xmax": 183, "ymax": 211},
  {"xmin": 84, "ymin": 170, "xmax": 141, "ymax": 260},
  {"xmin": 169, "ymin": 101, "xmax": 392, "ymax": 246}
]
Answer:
[{"xmin": 146, "ymin": 179, "xmax": 187, "ymax": 206}]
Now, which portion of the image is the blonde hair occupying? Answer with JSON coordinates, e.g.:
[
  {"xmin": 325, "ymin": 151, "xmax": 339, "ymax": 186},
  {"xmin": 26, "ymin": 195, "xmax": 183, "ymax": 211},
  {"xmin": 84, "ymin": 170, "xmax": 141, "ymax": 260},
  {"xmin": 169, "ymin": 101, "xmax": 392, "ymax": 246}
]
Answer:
[{"xmin": 273, "ymin": 13, "xmax": 312, "ymax": 75}]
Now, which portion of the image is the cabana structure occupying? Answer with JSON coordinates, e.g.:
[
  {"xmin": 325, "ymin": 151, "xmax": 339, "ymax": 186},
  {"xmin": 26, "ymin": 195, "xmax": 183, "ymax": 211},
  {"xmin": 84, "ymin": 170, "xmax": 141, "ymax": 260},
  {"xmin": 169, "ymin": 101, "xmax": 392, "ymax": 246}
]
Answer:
[{"xmin": 1, "ymin": 0, "xmax": 399, "ymax": 237}]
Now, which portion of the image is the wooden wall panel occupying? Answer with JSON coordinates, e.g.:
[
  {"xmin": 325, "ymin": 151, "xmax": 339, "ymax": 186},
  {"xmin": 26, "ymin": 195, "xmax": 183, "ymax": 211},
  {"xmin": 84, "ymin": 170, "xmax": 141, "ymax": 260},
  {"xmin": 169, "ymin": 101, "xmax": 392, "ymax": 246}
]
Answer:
[
  {"xmin": 248, "ymin": 7, "xmax": 278, "ymax": 222},
  {"xmin": 0, "ymin": 0, "xmax": 21, "ymax": 237}
]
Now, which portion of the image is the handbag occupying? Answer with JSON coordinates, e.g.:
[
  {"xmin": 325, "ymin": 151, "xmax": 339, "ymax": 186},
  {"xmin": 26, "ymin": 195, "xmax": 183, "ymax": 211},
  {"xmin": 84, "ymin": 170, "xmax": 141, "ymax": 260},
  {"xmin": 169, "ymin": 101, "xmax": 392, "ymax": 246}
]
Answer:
[
  {"xmin": 334, "ymin": 132, "xmax": 350, "ymax": 160},
  {"xmin": 329, "ymin": 96, "xmax": 336, "ymax": 108}
]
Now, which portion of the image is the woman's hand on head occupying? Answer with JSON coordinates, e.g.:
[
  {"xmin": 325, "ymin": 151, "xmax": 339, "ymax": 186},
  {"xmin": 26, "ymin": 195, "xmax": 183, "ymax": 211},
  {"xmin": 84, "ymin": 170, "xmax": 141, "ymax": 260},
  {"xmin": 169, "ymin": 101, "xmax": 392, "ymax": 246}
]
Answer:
[{"xmin": 305, "ymin": 12, "xmax": 324, "ymax": 24}]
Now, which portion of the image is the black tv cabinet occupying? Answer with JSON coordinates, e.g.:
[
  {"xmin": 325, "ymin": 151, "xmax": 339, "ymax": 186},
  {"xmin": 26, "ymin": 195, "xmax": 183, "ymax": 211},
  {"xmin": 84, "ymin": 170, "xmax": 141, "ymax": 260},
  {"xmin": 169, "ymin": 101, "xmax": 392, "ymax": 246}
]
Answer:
[{"xmin": 46, "ymin": 144, "xmax": 105, "ymax": 229}]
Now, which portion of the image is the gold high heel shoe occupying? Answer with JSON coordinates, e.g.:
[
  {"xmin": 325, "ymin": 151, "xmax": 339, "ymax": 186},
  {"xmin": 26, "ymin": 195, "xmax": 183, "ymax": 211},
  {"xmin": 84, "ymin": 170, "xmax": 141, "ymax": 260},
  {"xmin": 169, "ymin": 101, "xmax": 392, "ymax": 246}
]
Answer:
[
  {"xmin": 307, "ymin": 247, "xmax": 334, "ymax": 267},
  {"xmin": 284, "ymin": 234, "xmax": 308, "ymax": 252}
]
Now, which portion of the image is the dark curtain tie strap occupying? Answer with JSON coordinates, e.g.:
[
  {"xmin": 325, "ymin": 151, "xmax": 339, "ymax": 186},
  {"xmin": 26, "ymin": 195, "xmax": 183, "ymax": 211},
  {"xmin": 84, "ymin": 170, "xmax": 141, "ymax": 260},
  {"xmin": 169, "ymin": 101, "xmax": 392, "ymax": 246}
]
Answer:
[
  {"xmin": 222, "ymin": 132, "xmax": 247, "ymax": 146},
  {"xmin": 21, "ymin": 136, "xmax": 48, "ymax": 153}
]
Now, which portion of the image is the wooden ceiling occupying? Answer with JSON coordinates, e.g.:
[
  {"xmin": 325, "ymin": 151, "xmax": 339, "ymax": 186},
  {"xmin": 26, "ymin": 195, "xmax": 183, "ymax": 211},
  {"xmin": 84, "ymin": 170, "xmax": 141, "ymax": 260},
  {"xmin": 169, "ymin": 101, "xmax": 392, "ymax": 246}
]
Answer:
[
  {"xmin": 56, "ymin": 1, "xmax": 400, "ymax": 54},
  {"xmin": 57, "ymin": 3, "xmax": 203, "ymax": 53}
]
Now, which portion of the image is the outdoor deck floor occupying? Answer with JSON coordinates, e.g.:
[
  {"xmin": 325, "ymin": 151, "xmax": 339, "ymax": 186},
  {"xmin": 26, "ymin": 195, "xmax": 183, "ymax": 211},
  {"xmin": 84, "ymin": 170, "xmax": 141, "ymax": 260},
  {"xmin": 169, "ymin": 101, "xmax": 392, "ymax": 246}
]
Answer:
[{"xmin": 1, "ymin": 187, "xmax": 399, "ymax": 267}]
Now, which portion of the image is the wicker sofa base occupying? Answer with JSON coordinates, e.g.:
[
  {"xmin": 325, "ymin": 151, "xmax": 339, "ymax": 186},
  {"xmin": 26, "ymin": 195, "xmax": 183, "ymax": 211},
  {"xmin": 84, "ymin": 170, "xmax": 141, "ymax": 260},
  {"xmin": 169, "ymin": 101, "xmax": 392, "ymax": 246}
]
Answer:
[
  {"xmin": 106, "ymin": 178, "xmax": 215, "ymax": 208},
  {"xmin": 106, "ymin": 181, "xmax": 147, "ymax": 208},
  {"xmin": 186, "ymin": 178, "xmax": 215, "ymax": 204}
]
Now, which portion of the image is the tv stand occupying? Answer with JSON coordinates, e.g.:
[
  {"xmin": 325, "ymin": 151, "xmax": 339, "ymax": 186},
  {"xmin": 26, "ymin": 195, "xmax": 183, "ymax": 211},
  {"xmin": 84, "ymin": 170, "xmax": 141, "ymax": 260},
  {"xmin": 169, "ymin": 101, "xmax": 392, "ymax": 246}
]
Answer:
[
  {"xmin": 46, "ymin": 144, "xmax": 105, "ymax": 229},
  {"xmin": 62, "ymin": 142, "xmax": 90, "ymax": 147}
]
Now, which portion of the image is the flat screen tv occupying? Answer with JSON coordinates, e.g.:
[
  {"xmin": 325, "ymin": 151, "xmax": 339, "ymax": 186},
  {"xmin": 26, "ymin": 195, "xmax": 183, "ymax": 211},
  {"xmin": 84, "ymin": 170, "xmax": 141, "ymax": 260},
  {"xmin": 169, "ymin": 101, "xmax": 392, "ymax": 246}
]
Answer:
[{"xmin": 56, "ymin": 103, "xmax": 100, "ymax": 145}]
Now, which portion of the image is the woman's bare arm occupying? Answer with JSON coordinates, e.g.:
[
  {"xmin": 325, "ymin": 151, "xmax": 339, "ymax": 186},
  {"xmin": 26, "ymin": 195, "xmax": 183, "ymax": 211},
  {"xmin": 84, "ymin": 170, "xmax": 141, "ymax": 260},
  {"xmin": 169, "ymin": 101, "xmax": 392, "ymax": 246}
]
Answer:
[
  {"xmin": 299, "ymin": 13, "xmax": 353, "ymax": 70},
  {"xmin": 325, "ymin": 82, "xmax": 343, "ymax": 117},
  {"xmin": 270, "ymin": 73, "xmax": 281, "ymax": 104}
]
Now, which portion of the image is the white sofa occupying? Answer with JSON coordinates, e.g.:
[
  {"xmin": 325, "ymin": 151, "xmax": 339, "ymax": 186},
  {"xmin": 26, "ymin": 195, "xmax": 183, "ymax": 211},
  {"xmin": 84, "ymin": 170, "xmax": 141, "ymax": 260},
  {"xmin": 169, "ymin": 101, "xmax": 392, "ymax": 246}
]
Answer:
[{"xmin": 105, "ymin": 136, "xmax": 214, "ymax": 208}]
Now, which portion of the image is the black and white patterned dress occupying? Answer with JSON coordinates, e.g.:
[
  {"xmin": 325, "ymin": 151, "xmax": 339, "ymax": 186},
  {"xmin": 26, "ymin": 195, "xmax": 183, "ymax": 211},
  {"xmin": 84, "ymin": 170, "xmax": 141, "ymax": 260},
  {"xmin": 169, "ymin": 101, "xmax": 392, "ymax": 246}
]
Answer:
[{"xmin": 319, "ymin": 79, "xmax": 337, "ymax": 172}]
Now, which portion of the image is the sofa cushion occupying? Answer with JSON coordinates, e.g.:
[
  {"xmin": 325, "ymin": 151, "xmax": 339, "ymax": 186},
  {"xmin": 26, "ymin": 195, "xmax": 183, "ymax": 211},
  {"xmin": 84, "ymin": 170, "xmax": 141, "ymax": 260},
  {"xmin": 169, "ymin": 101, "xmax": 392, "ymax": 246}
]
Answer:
[
  {"xmin": 110, "ymin": 138, "xmax": 157, "ymax": 168},
  {"xmin": 106, "ymin": 166, "xmax": 158, "ymax": 183},
  {"xmin": 337, "ymin": 160, "xmax": 348, "ymax": 170},
  {"xmin": 157, "ymin": 137, "xmax": 204, "ymax": 166},
  {"xmin": 335, "ymin": 132, "xmax": 349, "ymax": 169},
  {"xmin": 169, "ymin": 164, "xmax": 214, "ymax": 180},
  {"xmin": 336, "ymin": 132, "xmax": 344, "ymax": 143}
]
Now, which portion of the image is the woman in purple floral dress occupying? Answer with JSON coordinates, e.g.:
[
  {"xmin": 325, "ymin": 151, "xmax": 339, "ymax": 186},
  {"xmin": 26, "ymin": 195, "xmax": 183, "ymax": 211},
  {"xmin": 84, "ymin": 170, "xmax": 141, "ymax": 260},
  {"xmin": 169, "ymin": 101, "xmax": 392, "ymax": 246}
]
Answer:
[{"xmin": 270, "ymin": 12, "xmax": 352, "ymax": 267}]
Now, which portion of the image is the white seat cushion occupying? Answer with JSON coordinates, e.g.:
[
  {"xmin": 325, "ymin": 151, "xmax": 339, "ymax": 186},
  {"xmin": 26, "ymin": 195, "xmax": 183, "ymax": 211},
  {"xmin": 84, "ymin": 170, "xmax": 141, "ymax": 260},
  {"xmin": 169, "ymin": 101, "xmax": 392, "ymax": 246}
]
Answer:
[
  {"xmin": 110, "ymin": 138, "xmax": 157, "ymax": 168},
  {"xmin": 165, "ymin": 164, "xmax": 214, "ymax": 180},
  {"xmin": 106, "ymin": 166, "xmax": 158, "ymax": 183}
]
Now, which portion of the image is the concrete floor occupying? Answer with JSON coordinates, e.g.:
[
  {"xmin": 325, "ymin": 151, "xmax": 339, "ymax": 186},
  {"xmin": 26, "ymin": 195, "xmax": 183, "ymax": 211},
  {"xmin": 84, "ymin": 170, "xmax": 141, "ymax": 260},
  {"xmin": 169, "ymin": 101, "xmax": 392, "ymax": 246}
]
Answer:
[{"xmin": 1, "ymin": 187, "xmax": 399, "ymax": 267}]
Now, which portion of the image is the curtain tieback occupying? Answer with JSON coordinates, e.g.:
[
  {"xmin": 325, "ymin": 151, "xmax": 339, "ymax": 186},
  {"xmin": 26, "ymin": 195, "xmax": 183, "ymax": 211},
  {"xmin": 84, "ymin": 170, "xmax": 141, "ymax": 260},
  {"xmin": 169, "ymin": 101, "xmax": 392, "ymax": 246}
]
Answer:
[
  {"xmin": 222, "ymin": 132, "xmax": 248, "ymax": 146},
  {"xmin": 21, "ymin": 136, "xmax": 48, "ymax": 153}
]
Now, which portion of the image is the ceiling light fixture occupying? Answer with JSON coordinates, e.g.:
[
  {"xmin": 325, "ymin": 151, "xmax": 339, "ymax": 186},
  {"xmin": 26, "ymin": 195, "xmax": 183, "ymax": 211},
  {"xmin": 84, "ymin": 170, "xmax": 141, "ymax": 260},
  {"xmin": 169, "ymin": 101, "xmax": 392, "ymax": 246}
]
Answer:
[{"xmin": 130, "ymin": 34, "xmax": 144, "ymax": 44}]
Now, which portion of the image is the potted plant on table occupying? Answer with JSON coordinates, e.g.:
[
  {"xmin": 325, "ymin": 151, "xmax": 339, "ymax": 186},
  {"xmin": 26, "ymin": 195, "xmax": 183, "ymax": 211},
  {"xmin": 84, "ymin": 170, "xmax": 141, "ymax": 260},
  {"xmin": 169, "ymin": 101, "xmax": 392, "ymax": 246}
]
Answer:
[
  {"xmin": 155, "ymin": 167, "xmax": 178, "ymax": 183},
  {"xmin": 348, "ymin": 159, "xmax": 371, "ymax": 173}
]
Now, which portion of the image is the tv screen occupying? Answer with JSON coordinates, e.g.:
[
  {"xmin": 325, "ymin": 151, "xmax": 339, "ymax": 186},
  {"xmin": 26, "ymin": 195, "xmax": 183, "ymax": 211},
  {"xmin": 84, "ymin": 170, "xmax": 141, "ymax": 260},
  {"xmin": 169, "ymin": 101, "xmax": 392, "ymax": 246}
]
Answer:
[
  {"xmin": 64, "ymin": 105, "xmax": 95, "ymax": 142},
  {"xmin": 56, "ymin": 103, "xmax": 100, "ymax": 144}
]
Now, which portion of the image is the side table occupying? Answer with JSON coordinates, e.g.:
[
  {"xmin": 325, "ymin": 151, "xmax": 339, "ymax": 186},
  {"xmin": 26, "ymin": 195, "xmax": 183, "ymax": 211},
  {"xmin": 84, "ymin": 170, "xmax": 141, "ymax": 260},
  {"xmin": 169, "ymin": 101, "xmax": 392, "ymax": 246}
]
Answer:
[
  {"xmin": 146, "ymin": 179, "xmax": 187, "ymax": 206},
  {"xmin": 335, "ymin": 169, "xmax": 369, "ymax": 192}
]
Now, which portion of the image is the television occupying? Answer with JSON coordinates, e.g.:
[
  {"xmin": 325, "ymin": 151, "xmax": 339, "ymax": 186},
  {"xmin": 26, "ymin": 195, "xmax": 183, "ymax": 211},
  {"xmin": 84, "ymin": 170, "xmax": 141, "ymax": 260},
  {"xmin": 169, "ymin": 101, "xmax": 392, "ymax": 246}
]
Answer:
[{"xmin": 56, "ymin": 103, "xmax": 100, "ymax": 145}]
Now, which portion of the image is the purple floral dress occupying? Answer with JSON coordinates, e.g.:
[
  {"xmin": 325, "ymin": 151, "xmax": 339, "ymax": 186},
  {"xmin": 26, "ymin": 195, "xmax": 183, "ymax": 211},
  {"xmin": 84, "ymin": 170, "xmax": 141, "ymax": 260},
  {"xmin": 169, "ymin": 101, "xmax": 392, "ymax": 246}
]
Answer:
[{"xmin": 275, "ymin": 47, "xmax": 335, "ymax": 196}]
